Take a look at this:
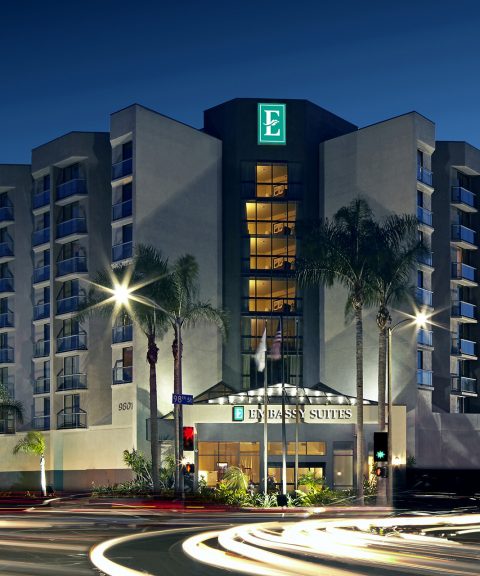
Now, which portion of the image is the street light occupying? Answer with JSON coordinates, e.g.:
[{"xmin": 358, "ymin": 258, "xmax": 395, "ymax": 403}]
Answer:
[{"xmin": 387, "ymin": 310, "xmax": 428, "ymax": 504}]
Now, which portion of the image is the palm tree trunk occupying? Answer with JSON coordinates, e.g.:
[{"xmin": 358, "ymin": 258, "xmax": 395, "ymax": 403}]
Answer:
[
  {"xmin": 378, "ymin": 327, "xmax": 387, "ymax": 431},
  {"xmin": 40, "ymin": 455, "xmax": 46, "ymax": 497},
  {"xmin": 147, "ymin": 334, "xmax": 160, "ymax": 494},
  {"xmin": 355, "ymin": 306, "xmax": 365, "ymax": 505},
  {"xmin": 173, "ymin": 321, "xmax": 184, "ymax": 497}
]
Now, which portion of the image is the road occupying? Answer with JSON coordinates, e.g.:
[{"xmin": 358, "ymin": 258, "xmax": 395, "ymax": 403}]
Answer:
[{"xmin": 0, "ymin": 500, "xmax": 480, "ymax": 575}]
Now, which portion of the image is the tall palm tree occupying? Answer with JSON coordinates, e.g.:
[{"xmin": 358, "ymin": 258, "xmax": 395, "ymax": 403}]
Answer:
[
  {"xmin": 298, "ymin": 197, "xmax": 377, "ymax": 503},
  {"xmin": 372, "ymin": 215, "xmax": 428, "ymax": 430},
  {"xmin": 78, "ymin": 245, "xmax": 171, "ymax": 494},
  {"xmin": 142, "ymin": 253, "xmax": 228, "ymax": 495},
  {"xmin": 13, "ymin": 431, "xmax": 46, "ymax": 496}
]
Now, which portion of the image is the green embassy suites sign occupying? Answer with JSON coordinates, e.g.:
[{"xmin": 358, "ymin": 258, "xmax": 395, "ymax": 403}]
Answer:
[{"xmin": 258, "ymin": 103, "xmax": 286, "ymax": 145}]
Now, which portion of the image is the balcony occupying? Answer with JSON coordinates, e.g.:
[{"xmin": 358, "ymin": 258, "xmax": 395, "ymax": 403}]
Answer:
[
  {"xmin": 56, "ymin": 179, "xmax": 86, "ymax": 203},
  {"xmin": 0, "ymin": 239, "xmax": 14, "ymax": 260},
  {"xmin": 452, "ymin": 301, "xmax": 476, "ymax": 322},
  {"xmin": 33, "ymin": 264, "xmax": 50, "ymax": 284},
  {"xmin": 112, "ymin": 324, "xmax": 133, "ymax": 344},
  {"xmin": 0, "ymin": 310, "xmax": 14, "ymax": 329},
  {"xmin": 418, "ymin": 251, "xmax": 433, "ymax": 268},
  {"xmin": 56, "ymin": 256, "xmax": 87, "ymax": 278},
  {"xmin": 57, "ymin": 408, "xmax": 87, "ymax": 429},
  {"xmin": 112, "ymin": 158, "xmax": 133, "ymax": 181},
  {"xmin": 417, "ymin": 369, "xmax": 433, "ymax": 387},
  {"xmin": 112, "ymin": 199, "xmax": 133, "ymax": 221},
  {"xmin": 0, "ymin": 206, "xmax": 14, "ymax": 226},
  {"xmin": 0, "ymin": 277, "xmax": 14, "ymax": 294},
  {"xmin": 32, "ymin": 189, "xmax": 50, "ymax": 210},
  {"xmin": 33, "ymin": 302, "xmax": 50, "ymax": 321},
  {"xmin": 57, "ymin": 373, "xmax": 87, "ymax": 391},
  {"xmin": 34, "ymin": 340, "xmax": 50, "ymax": 358},
  {"xmin": 113, "ymin": 362, "xmax": 133, "ymax": 385},
  {"xmin": 417, "ymin": 329, "xmax": 433, "ymax": 347},
  {"xmin": 451, "ymin": 337, "xmax": 477, "ymax": 358},
  {"xmin": 417, "ymin": 166, "xmax": 433, "ymax": 187},
  {"xmin": 0, "ymin": 347, "xmax": 14, "ymax": 364},
  {"xmin": 112, "ymin": 241, "xmax": 133, "ymax": 263},
  {"xmin": 451, "ymin": 262, "xmax": 477, "ymax": 286},
  {"xmin": 32, "ymin": 227, "xmax": 50, "ymax": 247},
  {"xmin": 56, "ymin": 294, "xmax": 86, "ymax": 316},
  {"xmin": 56, "ymin": 217, "xmax": 87, "ymax": 241},
  {"xmin": 451, "ymin": 224, "xmax": 477, "ymax": 249},
  {"xmin": 417, "ymin": 206, "xmax": 433, "ymax": 228},
  {"xmin": 33, "ymin": 377, "xmax": 50, "ymax": 395},
  {"xmin": 33, "ymin": 415, "xmax": 50, "ymax": 430},
  {"xmin": 415, "ymin": 287, "xmax": 433, "ymax": 307},
  {"xmin": 451, "ymin": 375, "xmax": 477, "ymax": 395},
  {"xmin": 56, "ymin": 332, "xmax": 87, "ymax": 354},
  {"xmin": 452, "ymin": 186, "xmax": 477, "ymax": 213}
]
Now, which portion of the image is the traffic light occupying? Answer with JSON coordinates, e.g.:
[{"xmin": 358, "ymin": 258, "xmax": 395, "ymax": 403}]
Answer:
[
  {"xmin": 373, "ymin": 432, "xmax": 388, "ymax": 462},
  {"xmin": 183, "ymin": 426, "xmax": 194, "ymax": 451},
  {"xmin": 375, "ymin": 466, "xmax": 388, "ymax": 478},
  {"xmin": 183, "ymin": 462, "xmax": 195, "ymax": 475}
]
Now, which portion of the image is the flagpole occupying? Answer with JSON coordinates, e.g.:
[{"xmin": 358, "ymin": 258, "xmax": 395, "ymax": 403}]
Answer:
[
  {"xmin": 263, "ymin": 320, "xmax": 268, "ymax": 495},
  {"xmin": 294, "ymin": 318, "xmax": 299, "ymax": 492},
  {"xmin": 281, "ymin": 314, "xmax": 287, "ymax": 496}
]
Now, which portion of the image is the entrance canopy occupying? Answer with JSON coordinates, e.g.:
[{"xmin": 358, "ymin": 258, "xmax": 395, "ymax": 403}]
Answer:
[{"xmin": 193, "ymin": 381, "xmax": 376, "ymax": 406}]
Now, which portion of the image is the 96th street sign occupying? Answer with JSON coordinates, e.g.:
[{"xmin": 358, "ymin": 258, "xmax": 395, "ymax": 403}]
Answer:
[{"xmin": 172, "ymin": 394, "xmax": 193, "ymax": 405}]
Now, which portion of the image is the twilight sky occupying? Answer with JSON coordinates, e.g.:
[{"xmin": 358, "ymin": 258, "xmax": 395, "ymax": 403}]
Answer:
[{"xmin": 2, "ymin": 0, "xmax": 480, "ymax": 163}]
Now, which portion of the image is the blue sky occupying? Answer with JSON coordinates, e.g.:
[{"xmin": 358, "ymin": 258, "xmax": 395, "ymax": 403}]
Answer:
[{"xmin": 2, "ymin": 0, "xmax": 480, "ymax": 163}]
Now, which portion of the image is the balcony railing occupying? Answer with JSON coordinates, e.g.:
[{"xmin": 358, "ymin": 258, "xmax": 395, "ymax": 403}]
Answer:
[
  {"xmin": 418, "ymin": 252, "xmax": 433, "ymax": 267},
  {"xmin": 33, "ymin": 264, "xmax": 50, "ymax": 284},
  {"xmin": 33, "ymin": 189, "xmax": 50, "ymax": 210},
  {"xmin": 417, "ymin": 329, "xmax": 433, "ymax": 347},
  {"xmin": 0, "ymin": 347, "xmax": 14, "ymax": 363},
  {"xmin": 33, "ymin": 415, "xmax": 50, "ymax": 430},
  {"xmin": 57, "ymin": 409, "xmax": 87, "ymax": 429},
  {"xmin": 112, "ymin": 199, "xmax": 133, "ymax": 221},
  {"xmin": 57, "ymin": 373, "xmax": 87, "ymax": 391},
  {"xmin": 0, "ymin": 239, "xmax": 14, "ymax": 257},
  {"xmin": 451, "ymin": 375, "xmax": 477, "ymax": 395},
  {"xmin": 34, "ymin": 340, "xmax": 50, "ymax": 358},
  {"xmin": 417, "ymin": 369, "xmax": 433, "ymax": 387},
  {"xmin": 56, "ymin": 294, "xmax": 86, "ymax": 315},
  {"xmin": 0, "ymin": 277, "xmax": 14, "ymax": 293},
  {"xmin": 0, "ymin": 206, "xmax": 14, "ymax": 224},
  {"xmin": 56, "ymin": 217, "xmax": 87, "ymax": 239},
  {"xmin": 417, "ymin": 166, "xmax": 433, "ymax": 186},
  {"xmin": 56, "ymin": 332, "xmax": 87, "ymax": 353},
  {"xmin": 57, "ymin": 256, "xmax": 87, "ymax": 277},
  {"xmin": 452, "ymin": 301, "xmax": 476, "ymax": 320},
  {"xmin": 33, "ymin": 377, "xmax": 50, "ymax": 395},
  {"xmin": 242, "ymin": 256, "xmax": 296, "ymax": 273},
  {"xmin": 56, "ymin": 179, "xmax": 86, "ymax": 201},
  {"xmin": 112, "ymin": 241, "xmax": 133, "ymax": 262},
  {"xmin": 417, "ymin": 206, "xmax": 433, "ymax": 227},
  {"xmin": 33, "ymin": 302, "xmax": 50, "ymax": 321},
  {"xmin": 32, "ymin": 227, "xmax": 50, "ymax": 247},
  {"xmin": 112, "ymin": 324, "xmax": 133, "ymax": 344},
  {"xmin": 243, "ymin": 297, "xmax": 302, "ymax": 314},
  {"xmin": 452, "ymin": 186, "xmax": 476, "ymax": 210},
  {"xmin": 112, "ymin": 158, "xmax": 133, "ymax": 180},
  {"xmin": 415, "ymin": 287, "xmax": 433, "ymax": 307},
  {"xmin": 451, "ymin": 337, "xmax": 476, "ymax": 357},
  {"xmin": 451, "ymin": 262, "xmax": 476, "ymax": 283},
  {"xmin": 0, "ymin": 309, "xmax": 14, "ymax": 329},
  {"xmin": 452, "ymin": 224, "xmax": 476, "ymax": 246},
  {"xmin": 113, "ymin": 362, "xmax": 133, "ymax": 385}
]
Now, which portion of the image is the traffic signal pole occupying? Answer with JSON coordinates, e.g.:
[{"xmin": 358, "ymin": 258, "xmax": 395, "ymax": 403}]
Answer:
[{"xmin": 387, "ymin": 327, "xmax": 393, "ymax": 506}]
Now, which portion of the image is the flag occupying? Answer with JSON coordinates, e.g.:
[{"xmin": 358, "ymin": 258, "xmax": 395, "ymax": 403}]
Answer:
[
  {"xmin": 270, "ymin": 321, "xmax": 282, "ymax": 360},
  {"xmin": 254, "ymin": 327, "xmax": 267, "ymax": 372}
]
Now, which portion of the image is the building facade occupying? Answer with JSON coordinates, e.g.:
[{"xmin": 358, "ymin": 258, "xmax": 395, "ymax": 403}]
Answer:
[{"xmin": 0, "ymin": 99, "xmax": 479, "ymax": 490}]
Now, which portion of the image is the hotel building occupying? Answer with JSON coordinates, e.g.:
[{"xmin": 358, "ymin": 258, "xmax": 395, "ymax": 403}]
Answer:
[{"xmin": 0, "ymin": 99, "xmax": 479, "ymax": 490}]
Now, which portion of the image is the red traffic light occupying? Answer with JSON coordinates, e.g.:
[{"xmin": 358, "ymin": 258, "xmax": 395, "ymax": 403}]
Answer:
[{"xmin": 183, "ymin": 426, "xmax": 195, "ymax": 451}]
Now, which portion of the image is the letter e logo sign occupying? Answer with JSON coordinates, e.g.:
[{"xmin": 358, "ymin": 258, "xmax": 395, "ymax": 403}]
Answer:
[{"xmin": 258, "ymin": 103, "xmax": 286, "ymax": 145}]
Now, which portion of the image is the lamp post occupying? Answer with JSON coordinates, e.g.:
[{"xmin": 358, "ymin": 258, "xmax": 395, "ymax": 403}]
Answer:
[{"xmin": 387, "ymin": 311, "xmax": 428, "ymax": 505}]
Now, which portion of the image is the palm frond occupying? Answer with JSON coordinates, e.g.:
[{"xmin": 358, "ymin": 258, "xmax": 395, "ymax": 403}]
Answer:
[
  {"xmin": 13, "ymin": 431, "xmax": 45, "ymax": 456},
  {"xmin": 182, "ymin": 301, "xmax": 229, "ymax": 339}
]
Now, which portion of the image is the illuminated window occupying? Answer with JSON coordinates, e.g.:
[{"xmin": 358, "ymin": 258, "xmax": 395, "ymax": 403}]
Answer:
[{"xmin": 256, "ymin": 164, "xmax": 288, "ymax": 198}]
